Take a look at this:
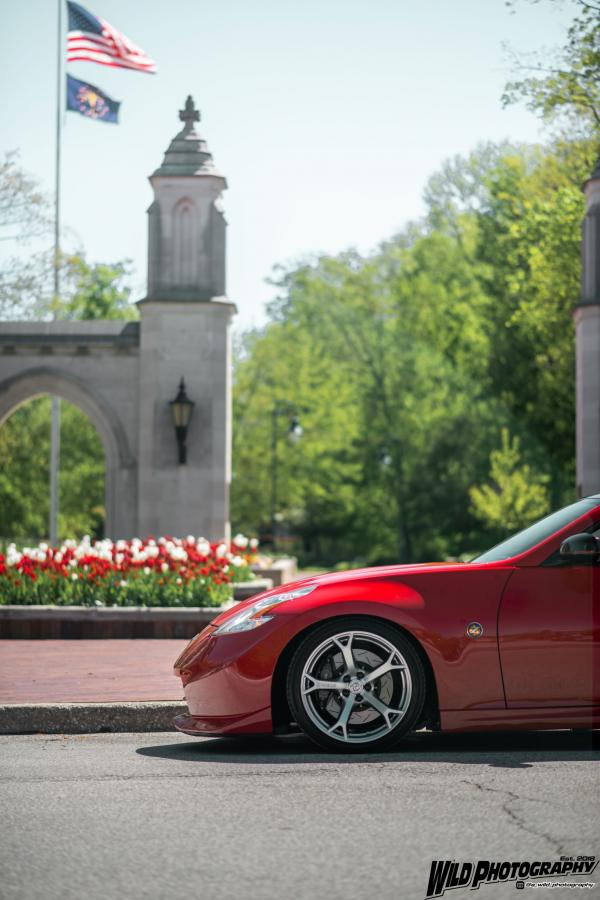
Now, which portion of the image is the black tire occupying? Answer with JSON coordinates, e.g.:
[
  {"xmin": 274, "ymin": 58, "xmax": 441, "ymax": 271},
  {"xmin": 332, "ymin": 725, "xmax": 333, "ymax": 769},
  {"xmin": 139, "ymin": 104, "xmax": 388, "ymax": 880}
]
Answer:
[{"xmin": 286, "ymin": 617, "xmax": 426, "ymax": 752}]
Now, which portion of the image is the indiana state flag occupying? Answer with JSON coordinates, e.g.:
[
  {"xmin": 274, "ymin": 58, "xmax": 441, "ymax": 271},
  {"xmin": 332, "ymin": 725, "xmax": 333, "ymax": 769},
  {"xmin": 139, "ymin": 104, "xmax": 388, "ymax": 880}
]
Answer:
[{"xmin": 66, "ymin": 74, "xmax": 120, "ymax": 123}]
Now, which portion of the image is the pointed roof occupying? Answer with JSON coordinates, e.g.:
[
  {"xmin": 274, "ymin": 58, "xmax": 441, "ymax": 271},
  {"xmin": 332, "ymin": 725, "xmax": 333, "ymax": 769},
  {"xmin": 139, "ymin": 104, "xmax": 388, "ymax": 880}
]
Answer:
[{"xmin": 152, "ymin": 95, "xmax": 225, "ymax": 179}]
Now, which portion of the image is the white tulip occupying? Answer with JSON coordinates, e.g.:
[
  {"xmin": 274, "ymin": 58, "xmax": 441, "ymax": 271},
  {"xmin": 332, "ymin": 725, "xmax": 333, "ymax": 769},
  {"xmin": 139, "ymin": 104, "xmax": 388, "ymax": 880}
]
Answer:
[{"xmin": 7, "ymin": 549, "xmax": 22, "ymax": 567}]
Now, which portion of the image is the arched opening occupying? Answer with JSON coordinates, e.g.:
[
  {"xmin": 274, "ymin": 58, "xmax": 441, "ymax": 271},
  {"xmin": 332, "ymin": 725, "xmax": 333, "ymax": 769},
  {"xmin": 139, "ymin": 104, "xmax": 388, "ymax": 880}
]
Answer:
[
  {"xmin": 0, "ymin": 367, "xmax": 136, "ymax": 540},
  {"xmin": 0, "ymin": 395, "xmax": 105, "ymax": 543}
]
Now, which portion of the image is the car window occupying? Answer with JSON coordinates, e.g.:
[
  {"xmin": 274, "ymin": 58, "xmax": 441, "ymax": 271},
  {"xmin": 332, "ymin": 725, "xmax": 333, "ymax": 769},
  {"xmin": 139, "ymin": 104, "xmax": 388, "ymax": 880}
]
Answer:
[{"xmin": 472, "ymin": 499, "xmax": 599, "ymax": 564}]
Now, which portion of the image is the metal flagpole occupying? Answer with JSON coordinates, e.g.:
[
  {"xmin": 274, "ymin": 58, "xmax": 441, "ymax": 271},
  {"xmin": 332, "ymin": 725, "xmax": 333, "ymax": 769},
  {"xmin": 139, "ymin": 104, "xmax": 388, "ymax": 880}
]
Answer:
[
  {"xmin": 50, "ymin": 397, "xmax": 60, "ymax": 545},
  {"xmin": 54, "ymin": 0, "xmax": 62, "ymax": 304},
  {"xmin": 50, "ymin": 0, "xmax": 63, "ymax": 546}
]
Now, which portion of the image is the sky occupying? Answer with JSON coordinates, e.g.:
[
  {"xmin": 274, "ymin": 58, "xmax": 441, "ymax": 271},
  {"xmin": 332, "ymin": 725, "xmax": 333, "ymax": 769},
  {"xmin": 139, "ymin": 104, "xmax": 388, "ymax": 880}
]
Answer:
[{"xmin": 0, "ymin": 0, "xmax": 576, "ymax": 331}]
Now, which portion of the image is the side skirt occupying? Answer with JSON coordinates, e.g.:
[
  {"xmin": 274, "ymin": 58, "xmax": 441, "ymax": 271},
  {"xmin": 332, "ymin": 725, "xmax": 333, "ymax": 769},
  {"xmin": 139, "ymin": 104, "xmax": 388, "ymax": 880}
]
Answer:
[{"xmin": 441, "ymin": 706, "xmax": 600, "ymax": 733}]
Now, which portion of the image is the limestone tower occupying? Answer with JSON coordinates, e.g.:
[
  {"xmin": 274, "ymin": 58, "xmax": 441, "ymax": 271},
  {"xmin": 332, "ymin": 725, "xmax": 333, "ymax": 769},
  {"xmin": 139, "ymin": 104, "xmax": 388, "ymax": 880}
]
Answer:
[
  {"xmin": 576, "ymin": 156, "xmax": 600, "ymax": 496},
  {"xmin": 137, "ymin": 96, "xmax": 234, "ymax": 539}
]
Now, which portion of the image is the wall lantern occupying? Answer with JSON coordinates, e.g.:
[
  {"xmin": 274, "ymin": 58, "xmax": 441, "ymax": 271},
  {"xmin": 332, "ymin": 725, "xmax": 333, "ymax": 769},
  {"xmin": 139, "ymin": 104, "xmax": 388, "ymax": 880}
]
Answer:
[{"xmin": 170, "ymin": 377, "xmax": 194, "ymax": 464}]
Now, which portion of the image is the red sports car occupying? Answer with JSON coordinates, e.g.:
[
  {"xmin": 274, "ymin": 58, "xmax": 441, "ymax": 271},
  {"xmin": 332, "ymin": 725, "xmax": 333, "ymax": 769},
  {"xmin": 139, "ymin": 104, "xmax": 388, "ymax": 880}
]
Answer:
[{"xmin": 173, "ymin": 496, "xmax": 600, "ymax": 751}]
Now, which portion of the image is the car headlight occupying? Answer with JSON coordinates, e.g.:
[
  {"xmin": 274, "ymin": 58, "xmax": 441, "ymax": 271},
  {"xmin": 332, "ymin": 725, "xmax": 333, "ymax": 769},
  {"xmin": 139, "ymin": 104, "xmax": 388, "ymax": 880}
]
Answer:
[{"xmin": 213, "ymin": 585, "xmax": 317, "ymax": 635}]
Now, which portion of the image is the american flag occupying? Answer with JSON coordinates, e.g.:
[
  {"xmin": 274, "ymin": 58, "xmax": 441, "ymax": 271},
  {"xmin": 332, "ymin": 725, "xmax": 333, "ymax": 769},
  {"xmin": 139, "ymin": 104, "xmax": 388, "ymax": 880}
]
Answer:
[{"xmin": 66, "ymin": 1, "xmax": 156, "ymax": 74}]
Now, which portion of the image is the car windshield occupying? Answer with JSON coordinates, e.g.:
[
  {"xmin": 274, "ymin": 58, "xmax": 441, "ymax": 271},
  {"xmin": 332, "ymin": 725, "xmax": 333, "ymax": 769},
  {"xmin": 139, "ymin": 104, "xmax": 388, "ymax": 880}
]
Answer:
[{"xmin": 472, "ymin": 498, "xmax": 599, "ymax": 564}]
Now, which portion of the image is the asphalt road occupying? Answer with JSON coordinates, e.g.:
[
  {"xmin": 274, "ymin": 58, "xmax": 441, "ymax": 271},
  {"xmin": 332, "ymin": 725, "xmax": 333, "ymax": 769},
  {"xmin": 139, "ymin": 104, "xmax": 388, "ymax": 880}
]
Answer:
[{"xmin": 1, "ymin": 730, "xmax": 598, "ymax": 900}]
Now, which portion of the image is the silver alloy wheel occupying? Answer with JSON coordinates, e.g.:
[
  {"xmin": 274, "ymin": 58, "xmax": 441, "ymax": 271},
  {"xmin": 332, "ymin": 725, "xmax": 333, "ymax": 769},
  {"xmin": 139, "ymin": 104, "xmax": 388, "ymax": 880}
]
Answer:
[{"xmin": 299, "ymin": 629, "xmax": 413, "ymax": 744}]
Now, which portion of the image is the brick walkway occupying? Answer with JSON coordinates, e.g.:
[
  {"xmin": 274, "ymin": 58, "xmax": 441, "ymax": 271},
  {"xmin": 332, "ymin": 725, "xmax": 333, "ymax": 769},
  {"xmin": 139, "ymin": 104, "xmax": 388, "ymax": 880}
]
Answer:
[{"xmin": 0, "ymin": 640, "xmax": 187, "ymax": 703}]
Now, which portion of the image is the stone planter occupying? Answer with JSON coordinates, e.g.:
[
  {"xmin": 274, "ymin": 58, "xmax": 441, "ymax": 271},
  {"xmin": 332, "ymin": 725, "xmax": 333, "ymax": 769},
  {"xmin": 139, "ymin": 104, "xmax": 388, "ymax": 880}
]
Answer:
[
  {"xmin": 0, "ymin": 579, "xmax": 272, "ymax": 640},
  {"xmin": 252, "ymin": 557, "xmax": 298, "ymax": 587},
  {"xmin": 232, "ymin": 578, "xmax": 273, "ymax": 601}
]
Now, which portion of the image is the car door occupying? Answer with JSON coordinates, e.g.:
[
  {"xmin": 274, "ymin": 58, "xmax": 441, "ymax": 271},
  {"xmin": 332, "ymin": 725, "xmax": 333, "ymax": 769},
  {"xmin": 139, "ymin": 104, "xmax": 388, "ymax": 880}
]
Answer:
[{"xmin": 498, "ymin": 534, "xmax": 600, "ymax": 707}]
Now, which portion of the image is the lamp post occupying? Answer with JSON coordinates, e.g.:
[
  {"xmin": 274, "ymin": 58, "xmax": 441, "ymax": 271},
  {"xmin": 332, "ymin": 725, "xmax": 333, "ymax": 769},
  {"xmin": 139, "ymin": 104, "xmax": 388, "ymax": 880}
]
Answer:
[
  {"xmin": 270, "ymin": 404, "xmax": 304, "ymax": 549},
  {"xmin": 170, "ymin": 378, "xmax": 194, "ymax": 464}
]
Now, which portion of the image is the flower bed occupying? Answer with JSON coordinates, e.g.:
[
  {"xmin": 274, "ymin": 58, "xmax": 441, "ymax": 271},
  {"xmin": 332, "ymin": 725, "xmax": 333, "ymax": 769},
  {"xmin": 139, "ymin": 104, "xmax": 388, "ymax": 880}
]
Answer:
[{"xmin": 0, "ymin": 534, "xmax": 259, "ymax": 608}]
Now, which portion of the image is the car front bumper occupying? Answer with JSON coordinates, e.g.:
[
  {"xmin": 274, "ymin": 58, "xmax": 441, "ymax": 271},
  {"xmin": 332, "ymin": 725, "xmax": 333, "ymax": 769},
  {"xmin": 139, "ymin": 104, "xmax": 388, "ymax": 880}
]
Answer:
[{"xmin": 172, "ymin": 619, "xmax": 290, "ymax": 736}]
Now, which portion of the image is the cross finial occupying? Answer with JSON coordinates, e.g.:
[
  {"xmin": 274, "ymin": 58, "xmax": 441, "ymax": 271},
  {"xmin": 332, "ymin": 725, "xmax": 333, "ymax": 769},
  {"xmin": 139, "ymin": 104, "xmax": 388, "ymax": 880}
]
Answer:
[{"xmin": 179, "ymin": 95, "xmax": 200, "ymax": 132}]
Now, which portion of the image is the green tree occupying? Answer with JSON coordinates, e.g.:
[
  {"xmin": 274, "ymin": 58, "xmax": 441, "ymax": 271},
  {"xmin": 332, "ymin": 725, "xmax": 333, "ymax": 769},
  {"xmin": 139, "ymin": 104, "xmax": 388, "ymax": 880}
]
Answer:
[
  {"xmin": 232, "ymin": 136, "xmax": 586, "ymax": 564},
  {"xmin": 0, "ymin": 152, "xmax": 52, "ymax": 320},
  {"xmin": 51, "ymin": 254, "xmax": 136, "ymax": 321},
  {"xmin": 475, "ymin": 139, "xmax": 592, "ymax": 502},
  {"xmin": 503, "ymin": 0, "xmax": 600, "ymax": 135},
  {"xmin": 470, "ymin": 429, "xmax": 550, "ymax": 533},
  {"xmin": 0, "ymin": 398, "xmax": 104, "ymax": 543},
  {"xmin": 234, "ymin": 224, "xmax": 498, "ymax": 563}
]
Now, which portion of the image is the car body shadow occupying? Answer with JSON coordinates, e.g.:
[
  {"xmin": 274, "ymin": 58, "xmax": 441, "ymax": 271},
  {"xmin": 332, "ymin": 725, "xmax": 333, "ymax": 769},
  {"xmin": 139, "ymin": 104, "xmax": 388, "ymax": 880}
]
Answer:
[{"xmin": 136, "ymin": 729, "xmax": 599, "ymax": 769}]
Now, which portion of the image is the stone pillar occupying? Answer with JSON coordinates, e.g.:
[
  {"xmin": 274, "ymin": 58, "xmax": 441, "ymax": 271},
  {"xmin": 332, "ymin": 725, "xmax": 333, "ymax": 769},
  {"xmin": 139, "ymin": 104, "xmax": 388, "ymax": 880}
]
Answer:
[
  {"xmin": 575, "ymin": 157, "xmax": 600, "ymax": 497},
  {"xmin": 137, "ymin": 97, "xmax": 235, "ymax": 540}
]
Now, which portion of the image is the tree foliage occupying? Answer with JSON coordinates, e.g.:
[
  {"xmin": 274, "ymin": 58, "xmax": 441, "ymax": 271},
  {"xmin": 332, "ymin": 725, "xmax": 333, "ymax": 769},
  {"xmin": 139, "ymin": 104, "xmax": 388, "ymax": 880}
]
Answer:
[
  {"xmin": 231, "ymin": 134, "xmax": 589, "ymax": 563},
  {"xmin": 0, "ymin": 151, "xmax": 50, "ymax": 241},
  {"xmin": 469, "ymin": 429, "xmax": 550, "ymax": 533},
  {"xmin": 0, "ymin": 152, "xmax": 52, "ymax": 320},
  {"xmin": 0, "ymin": 397, "xmax": 105, "ymax": 542},
  {"xmin": 502, "ymin": 0, "xmax": 600, "ymax": 135},
  {"xmin": 50, "ymin": 254, "xmax": 135, "ymax": 321}
]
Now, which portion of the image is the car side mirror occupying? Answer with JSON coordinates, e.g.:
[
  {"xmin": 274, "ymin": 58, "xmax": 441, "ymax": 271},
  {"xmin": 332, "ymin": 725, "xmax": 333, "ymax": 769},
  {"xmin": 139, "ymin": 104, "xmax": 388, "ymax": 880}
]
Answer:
[{"xmin": 559, "ymin": 532, "xmax": 600, "ymax": 561}]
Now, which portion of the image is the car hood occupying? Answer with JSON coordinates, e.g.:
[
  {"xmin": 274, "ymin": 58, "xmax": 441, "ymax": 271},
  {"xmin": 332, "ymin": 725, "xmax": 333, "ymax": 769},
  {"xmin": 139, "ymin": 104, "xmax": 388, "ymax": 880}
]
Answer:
[
  {"xmin": 279, "ymin": 559, "xmax": 473, "ymax": 592},
  {"xmin": 210, "ymin": 559, "xmax": 474, "ymax": 629}
]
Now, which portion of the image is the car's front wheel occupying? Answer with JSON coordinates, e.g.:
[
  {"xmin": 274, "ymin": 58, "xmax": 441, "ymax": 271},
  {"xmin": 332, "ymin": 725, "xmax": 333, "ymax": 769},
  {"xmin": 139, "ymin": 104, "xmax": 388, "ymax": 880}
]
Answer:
[{"xmin": 286, "ymin": 617, "xmax": 426, "ymax": 752}]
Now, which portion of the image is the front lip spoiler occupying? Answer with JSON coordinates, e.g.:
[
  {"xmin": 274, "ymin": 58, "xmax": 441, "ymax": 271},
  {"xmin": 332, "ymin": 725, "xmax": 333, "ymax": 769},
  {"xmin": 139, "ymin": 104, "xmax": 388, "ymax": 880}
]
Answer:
[{"xmin": 174, "ymin": 707, "xmax": 272, "ymax": 737}]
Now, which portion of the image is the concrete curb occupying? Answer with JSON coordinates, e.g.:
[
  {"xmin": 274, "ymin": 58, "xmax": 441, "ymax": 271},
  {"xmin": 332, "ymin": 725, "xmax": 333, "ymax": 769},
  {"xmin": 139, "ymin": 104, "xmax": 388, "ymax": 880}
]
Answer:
[{"xmin": 0, "ymin": 701, "xmax": 187, "ymax": 735}]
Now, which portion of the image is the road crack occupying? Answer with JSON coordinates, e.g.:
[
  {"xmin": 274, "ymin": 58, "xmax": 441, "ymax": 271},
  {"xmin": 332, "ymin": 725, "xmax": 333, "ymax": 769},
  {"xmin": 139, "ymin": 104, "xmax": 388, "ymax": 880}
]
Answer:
[{"xmin": 461, "ymin": 778, "xmax": 568, "ymax": 856}]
